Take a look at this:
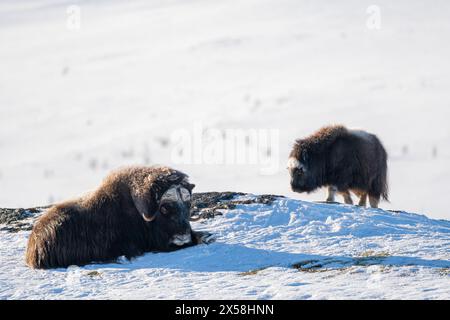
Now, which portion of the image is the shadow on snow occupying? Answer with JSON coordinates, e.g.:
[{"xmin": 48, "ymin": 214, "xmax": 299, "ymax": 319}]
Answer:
[{"xmin": 78, "ymin": 243, "xmax": 450, "ymax": 273}]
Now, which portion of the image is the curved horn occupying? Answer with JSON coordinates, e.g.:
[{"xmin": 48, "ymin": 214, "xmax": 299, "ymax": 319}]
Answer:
[{"xmin": 131, "ymin": 191, "xmax": 157, "ymax": 222}]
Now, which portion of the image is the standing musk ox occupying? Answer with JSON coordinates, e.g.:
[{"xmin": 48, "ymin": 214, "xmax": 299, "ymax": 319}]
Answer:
[
  {"xmin": 288, "ymin": 125, "xmax": 388, "ymax": 208},
  {"xmin": 26, "ymin": 166, "xmax": 214, "ymax": 269}
]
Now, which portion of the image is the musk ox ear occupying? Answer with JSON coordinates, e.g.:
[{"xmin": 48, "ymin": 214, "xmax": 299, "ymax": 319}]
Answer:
[
  {"xmin": 131, "ymin": 190, "xmax": 158, "ymax": 222},
  {"xmin": 180, "ymin": 178, "xmax": 195, "ymax": 192},
  {"xmin": 186, "ymin": 183, "xmax": 195, "ymax": 191}
]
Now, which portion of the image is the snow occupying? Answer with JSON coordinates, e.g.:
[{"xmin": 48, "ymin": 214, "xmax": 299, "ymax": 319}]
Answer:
[
  {"xmin": 0, "ymin": 0, "xmax": 449, "ymax": 299},
  {"xmin": 1, "ymin": 195, "xmax": 449, "ymax": 299},
  {"xmin": 0, "ymin": 0, "xmax": 450, "ymax": 220}
]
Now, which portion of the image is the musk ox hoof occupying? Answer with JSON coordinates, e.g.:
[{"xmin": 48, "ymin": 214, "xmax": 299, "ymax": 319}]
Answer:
[{"xmin": 193, "ymin": 231, "xmax": 216, "ymax": 245}]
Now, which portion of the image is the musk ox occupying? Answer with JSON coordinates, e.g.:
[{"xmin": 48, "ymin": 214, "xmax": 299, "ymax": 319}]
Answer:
[
  {"xmin": 25, "ymin": 166, "xmax": 213, "ymax": 269},
  {"xmin": 288, "ymin": 125, "xmax": 388, "ymax": 208}
]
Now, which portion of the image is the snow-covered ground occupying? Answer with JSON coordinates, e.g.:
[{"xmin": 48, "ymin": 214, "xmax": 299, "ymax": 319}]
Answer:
[
  {"xmin": 0, "ymin": 0, "xmax": 450, "ymax": 219},
  {"xmin": 0, "ymin": 0, "xmax": 449, "ymax": 300},
  {"xmin": 1, "ymin": 195, "xmax": 449, "ymax": 299}
]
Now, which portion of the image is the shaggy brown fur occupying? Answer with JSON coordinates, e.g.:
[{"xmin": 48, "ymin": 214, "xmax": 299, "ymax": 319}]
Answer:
[
  {"xmin": 288, "ymin": 125, "xmax": 388, "ymax": 207},
  {"xmin": 25, "ymin": 166, "xmax": 212, "ymax": 269}
]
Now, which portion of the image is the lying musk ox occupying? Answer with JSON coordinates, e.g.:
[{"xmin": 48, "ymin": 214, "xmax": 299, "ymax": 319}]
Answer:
[
  {"xmin": 288, "ymin": 125, "xmax": 388, "ymax": 208},
  {"xmin": 25, "ymin": 166, "xmax": 213, "ymax": 269}
]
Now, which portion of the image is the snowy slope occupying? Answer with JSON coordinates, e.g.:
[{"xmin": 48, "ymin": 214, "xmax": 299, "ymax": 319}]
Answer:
[
  {"xmin": 1, "ymin": 195, "xmax": 449, "ymax": 300},
  {"xmin": 0, "ymin": 0, "xmax": 450, "ymax": 219}
]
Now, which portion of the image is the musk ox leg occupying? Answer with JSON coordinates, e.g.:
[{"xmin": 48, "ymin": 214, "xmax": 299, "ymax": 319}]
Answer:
[
  {"xmin": 340, "ymin": 191, "xmax": 353, "ymax": 205},
  {"xmin": 369, "ymin": 194, "xmax": 380, "ymax": 208},
  {"xmin": 191, "ymin": 230, "xmax": 215, "ymax": 245},
  {"xmin": 358, "ymin": 193, "xmax": 368, "ymax": 207},
  {"xmin": 326, "ymin": 186, "xmax": 338, "ymax": 202}
]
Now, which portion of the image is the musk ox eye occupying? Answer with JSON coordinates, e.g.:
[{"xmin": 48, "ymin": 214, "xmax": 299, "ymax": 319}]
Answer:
[
  {"xmin": 159, "ymin": 202, "xmax": 184, "ymax": 216},
  {"xmin": 295, "ymin": 167, "xmax": 305, "ymax": 175},
  {"xmin": 160, "ymin": 205, "xmax": 169, "ymax": 215}
]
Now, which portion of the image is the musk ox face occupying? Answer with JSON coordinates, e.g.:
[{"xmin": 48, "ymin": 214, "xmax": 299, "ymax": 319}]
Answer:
[
  {"xmin": 287, "ymin": 153, "xmax": 319, "ymax": 193},
  {"xmin": 154, "ymin": 185, "xmax": 194, "ymax": 247}
]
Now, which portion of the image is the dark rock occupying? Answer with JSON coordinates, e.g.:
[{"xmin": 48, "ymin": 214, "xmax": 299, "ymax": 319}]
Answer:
[
  {"xmin": 190, "ymin": 192, "xmax": 283, "ymax": 220},
  {"xmin": 0, "ymin": 207, "xmax": 48, "ymax": 233}
]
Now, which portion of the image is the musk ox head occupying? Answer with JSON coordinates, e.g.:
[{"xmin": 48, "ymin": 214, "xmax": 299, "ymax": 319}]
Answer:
[
  {"xmin": 287, "ymin": 145, "xmax": 324, "ymax": 193},
  {"xmin": 128, "ymin": 167, "xmax": 196, "ymax": 247},
  {"xmin": 157, "ymin": 184, "xmax": 195, "ymax": 247}
]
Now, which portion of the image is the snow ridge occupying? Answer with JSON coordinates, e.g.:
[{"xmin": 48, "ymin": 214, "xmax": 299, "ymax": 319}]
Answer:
[{"xmin": 1, "ymin": 195, "xmax": 449, "ymax": 299}]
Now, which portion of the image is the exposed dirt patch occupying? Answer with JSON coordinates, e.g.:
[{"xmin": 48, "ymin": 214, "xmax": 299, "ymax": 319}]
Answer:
[
  {"xmin": 292, "ymin": 260, "xmax": 330, "ymax": 273},
  {"xmin": 0, "ymin": 207, "xmax": 48, "ymax": 232},
  {"xmin": 85, "ymin": 270, "xmax": 102, "ymax": 278},
  {"xmin": 191, "ymin": 192, "xmax": 283, "ymax": 220},
  {"xmin": 438, "ymin": 268, "xmax": 450, "ymax": 276},
  {"xmin": 291, "ymin": 252, "xmax": 393, "ymax": 273},
  {"xmin": 359, "ymin": 250, "xmax": 391, "ymax": 258},
  {"xmin": 238, "ymin": 266, "xmax": 271, "ymax": 276}
]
